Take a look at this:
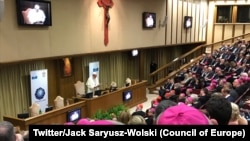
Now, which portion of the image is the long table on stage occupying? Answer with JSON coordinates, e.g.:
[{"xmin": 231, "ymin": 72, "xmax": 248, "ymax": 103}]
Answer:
[
  {"xmin": 3, "ymin": 101, "xmax": 87, "ymax": 130},
  {"xmin": 76, "ymin": 80, "xmax": 148, "ymax": 118}
]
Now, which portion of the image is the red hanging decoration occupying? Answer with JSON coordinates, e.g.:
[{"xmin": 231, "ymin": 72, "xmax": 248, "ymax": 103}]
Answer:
[{"xmin": 97, "ymin": 0, "xmax": 114, "ymax": 46}]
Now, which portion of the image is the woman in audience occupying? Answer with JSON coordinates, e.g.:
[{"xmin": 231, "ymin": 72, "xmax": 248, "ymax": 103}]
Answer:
[
  {"xmin": 229, "ymin": 102, "xmax": 248, "ymax": 125},
  {"xmin": 117, "ymin": 110, "xmax": 131, "ymax": 125},
  {"xmin": 127, "ymin": 115, "xmax": 147, "ymax": 125}
]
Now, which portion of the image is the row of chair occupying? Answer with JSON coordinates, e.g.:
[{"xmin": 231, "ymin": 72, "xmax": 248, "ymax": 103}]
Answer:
[{"xmin": 18, "ymin": 95, "xmax": 66, "ymax": 118}]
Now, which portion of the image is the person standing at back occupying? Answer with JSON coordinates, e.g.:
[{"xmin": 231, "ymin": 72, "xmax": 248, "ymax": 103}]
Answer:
[
  {"xmin": 150, "ymin": 60, "xmax": 158, "ymax": 83},
  {"xmin": 0, "ymin": 121, "xmax": 17, "ymax": 141},
  {"xmin": 86, "ymin": 72, "xmax": 100, "ymax": 93}
]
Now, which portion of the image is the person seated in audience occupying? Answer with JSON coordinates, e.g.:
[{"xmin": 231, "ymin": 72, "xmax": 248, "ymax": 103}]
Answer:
[
  {"xmin": 221, "ymin": 86, "xmax": 235, "ymax": 102},
  {"xmin": 163, "ymin": 78, "xmax": 174, "ymax": 92},
  {"xmin": 229, "ymin": 102, "xmax": 248, "ymax": 125},
  {"xmin": 190, "ymin": 93, "xmax": 199, "ymax": 108},
  {"xmin": 131, "ymin": 104, "xmax": 146, "ymax": 118},
  {"xmin": 215, "ymin": 78, "xmax": 227, "ymax": 93},
  {"xmin": 156, "ymin": 103, "xmax": 210, "ymax": 125},
  {"xmin": 184, "ymin": 73, "xmax": 197, "ymax": 88},
  {"xmin": 206, "ymin": 79, "xmax": 217, "ymax": 92},
  {"xmin": 205, "ymin": 96, "xmax": 232, "ymax": 125},
  {"xmin": 219, "ymin": 42, "xmax": 229, "ymax": 52},
  {"xmin": 210, "ymin": 57, "xmax": 220, "ymax": 69},
  {"xmin": 232, "ymin": 62, "xmax": 244, "ymax": 77},
  {"xmin": 204, "ymin": 66, "xmax": 215, "ymax": 86},
  {"xmin": 217, "ymin": 58, "xmax": 226, "ymax": 70},
  {"xmin": 185, "ymin": 96, "xmax": 193, "ymax": 106},
  {"xmin": 185, "ymin": 88, "xmax": 193, "ymax": 97},
  {"xmin": 109, "ymin": 81, "xmax": 117, "ymax": 92},
  {"xmin": 144, "ymin": 108, "xmax": 155, "ymax": 125},
  {"xmin": 200, "ymin": 53, "xmax": 213, "ymax": 66},
  {"xmin": 194, "ymin": 87, "xmax": 210, "ymax": 109},
  {"xmin": 226, "ymin": 49, "xmax": 236, "ymax": 63},
  {"xmin": 151, "ymin": 96, "xmax": 161, "ymax": 108},
  {"xmin": 174, "ymin": 68, "xmax": 188, "ymax": 83},
  {"xmin": 125, "ymin": 78, "xmax": 131, "ymax": 87},
  {"xmin": 190, "ymin": 62, "xmax": 202, "ymax": 76},
  {"xmin": 177, "ymin": 93, "xmax": 186, "ymax": 103},
  {"xmin": 233, "ymin": 78, "xmax": 248, "ymax": 97},
  {"xmin": 117, "ymin": 110, "xmax": 131, "ymax": 125},
  {"xmin": 154, "ymin": 100, "xmax": 177, "ymax": 120},
  {"xmin": 127, "ymin": 115, "xmax": 147, "ymax": 125},
  {"xmin": 0, "ymin": 121, "xmax": 18, "ymax": 141},
  {"xmin": 223, "ymin": 82, "xmax": 239, "ymax": 101}
]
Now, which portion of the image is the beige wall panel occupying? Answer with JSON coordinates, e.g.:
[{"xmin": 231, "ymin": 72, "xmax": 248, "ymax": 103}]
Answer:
[
  {"xmin": 245, "ymin": 25, "xmax": 250, "ymax": 34},
  {"xmin": 191, "ymin": 3, "xmax": 197, "ymax": 42},
  {"xmin": 199, "ymin": 1, "xmax": 207, "ymax": 42},
  {"xmin": 234, "ymin": 25, "xmax": 244, "ymax": 37},
  {"xmin": 182, "ymin": 1, "xmax": 188, "ymax": 43},
  {"xmin": 176, "ymin": 1, "xmax": 183, "ymax": 44},
  {"xmin": 186, "ymin": 2, "xmax": 192, "ymax": 43},
  {"xmin": 213, "ymin": 25, "xmax": 223, "ymax": 43},
  {"xmin": 166, "ymin": 0, "xmax": 172, "ymax": 45},
  {"xmin": 206, "ymin": 1, "xmax": 215, "ymax": 44},
  {"xmin": 224, "ymin": 25, "xmax": 234, "ymax": 40},
  {"xmin": 215, "ymin": 1, "xmax": 235, "ymax": 5},
  {"xmin": 171, "ymin": 0, "xmax": 178, "ymax": 44}
]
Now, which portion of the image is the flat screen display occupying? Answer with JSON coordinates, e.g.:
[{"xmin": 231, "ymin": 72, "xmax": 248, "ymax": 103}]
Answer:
[
  {"xmin": 123, "ymin": 90, "xmax": 132, "ymax": 102},
  {"xmin": 16, "ymin": 0, "xmax": 52, "ymax": 26},
  {"xmin": 45, "ymin": 106, "xmax": 53, "ymax": 112},
  {"xmin": 67, "ymin": 108, "xmax": 81, "ymax": 122},
  {"xmin": 17, "ymin": 113, "xmax": 29, "ymax": 119},
  {"xmin": 142, "ymin": 12, "xmax": 156, "ymax": 28},
  {"xmin": 184, "ymin": 16, "xmax": 192, "ymax": 29}
]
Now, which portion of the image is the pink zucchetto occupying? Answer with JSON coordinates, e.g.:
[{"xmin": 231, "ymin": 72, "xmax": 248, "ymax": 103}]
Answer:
[{"xmin": 156, "ymin": 103, "xmax": 209, "ymax": 125}]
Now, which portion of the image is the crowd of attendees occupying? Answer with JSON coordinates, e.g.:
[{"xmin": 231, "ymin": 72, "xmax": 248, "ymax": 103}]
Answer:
[{"xmin": 64, "ymin": 37, "xmax": 250, "ymax": 126}]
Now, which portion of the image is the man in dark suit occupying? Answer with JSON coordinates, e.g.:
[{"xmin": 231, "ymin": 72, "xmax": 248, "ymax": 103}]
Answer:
[
  {"xmin": 221, "ymin": 87, "xmax": 235, "ymax": 102},
  {"xmin": 150, "ymin": 61, "xmax": 158, "ymax": 83}
]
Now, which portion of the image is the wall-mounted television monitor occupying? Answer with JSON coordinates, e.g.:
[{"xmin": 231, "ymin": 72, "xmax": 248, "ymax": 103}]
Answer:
[
  {"xmin": 67, "ymin": 108, "xmax": 81, "ymax": 122},
  {"xmin": 142, "ymin": 12, "xmax": 156, "ymax": 28},
  {"xmin": 45, "ymin": 106, "xmax": 53, "ymax": 112},
  {"xmin": 16, "ymin": 0, "xmax": 52, "ymax": 26},
  {"xmin": 123, "ymin": 90, "xmax": 132, "ymax": 102},
  {"xmin": 184, "ymin": 16, "xmax": 192, "ymax": 29}
]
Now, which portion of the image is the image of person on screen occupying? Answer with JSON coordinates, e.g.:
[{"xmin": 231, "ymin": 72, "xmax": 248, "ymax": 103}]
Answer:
[
  {"xmin": 145, "ymin": 14, "xmax": 154, "ymax": 27},
  {"xmin": 23, "ymin": 4, "xmax": 46, "ymax": 24},
  {"xmin": 86, "ymin": 72, "xmax": 100, "ymax": 93},
  {"xmin": 185, "ymin": 17, "xmax": 192, "ymax": 28}
]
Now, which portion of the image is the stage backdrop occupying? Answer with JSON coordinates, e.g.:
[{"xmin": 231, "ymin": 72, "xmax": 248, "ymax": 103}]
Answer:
[{"xmin": 30, "ymin": 69, "xmax": 48, "ymax": 113}]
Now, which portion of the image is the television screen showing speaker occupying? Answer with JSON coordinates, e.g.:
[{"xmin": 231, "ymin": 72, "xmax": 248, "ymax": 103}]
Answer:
[
  {"xmin": 16, "ymin": 0, "xmax": 52, "ymax": 26},
  {"xmin": 142, "ymin": 12, "xmax": 156, "ymax": 28},
  {"xmin": 123, "ymin": 90, "xmax": 132, "ymax": 102},
  {"xmin": 184, "ymin": 16, "xmax": 192, "ymax": 29},
  {"xmin": 67, "ymin": 108, "xmax": 81, "ymax": 122}
]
